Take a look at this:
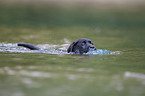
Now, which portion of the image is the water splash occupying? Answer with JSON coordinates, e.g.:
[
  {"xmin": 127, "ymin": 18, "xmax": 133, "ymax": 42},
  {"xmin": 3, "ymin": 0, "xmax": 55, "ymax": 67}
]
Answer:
[{"xmin": 0, "ymin": 42, "xmax": 120, "ymax": 55}]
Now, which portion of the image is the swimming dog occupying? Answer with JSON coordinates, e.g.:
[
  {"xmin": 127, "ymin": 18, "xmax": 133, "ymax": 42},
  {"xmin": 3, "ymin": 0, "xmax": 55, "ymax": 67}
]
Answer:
[
  {"xmin": 67, "ymin": 38, "xmax": 96, "ymax": 54},
  {"xmin": 18, "ymin": 38, "xmax": 96, "ymax": 55}
]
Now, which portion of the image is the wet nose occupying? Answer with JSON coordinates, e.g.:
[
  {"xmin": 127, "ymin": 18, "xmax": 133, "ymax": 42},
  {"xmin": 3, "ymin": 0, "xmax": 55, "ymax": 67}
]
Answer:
[
  {"xmin": 90, "ymin": 46, "xmax": 94, "ymax": 48},
  {"xmin": 90, "ymin": 45, "xmax": 96, "ymax": 50}
]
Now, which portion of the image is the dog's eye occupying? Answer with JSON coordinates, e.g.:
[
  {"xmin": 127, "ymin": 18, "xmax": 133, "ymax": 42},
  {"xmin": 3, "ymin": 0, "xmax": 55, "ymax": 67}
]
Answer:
[
  {"xmin": 83, "ymin": 41, "xmax": 86, "ymax": 44},
  {"xmin": 88, "ymin": 41, "xmax": 93, "ymax": 45}
]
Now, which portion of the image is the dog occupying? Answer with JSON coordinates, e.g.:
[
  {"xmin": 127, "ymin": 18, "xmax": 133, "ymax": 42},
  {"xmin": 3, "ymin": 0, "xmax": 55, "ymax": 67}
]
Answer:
[
  {"xmin": 67, "ymin": 38, "xmax": 96, "ymax": 54},
  {"xmin": 18, "ymin": 38, "xmax": 96, "ymax": 55}
]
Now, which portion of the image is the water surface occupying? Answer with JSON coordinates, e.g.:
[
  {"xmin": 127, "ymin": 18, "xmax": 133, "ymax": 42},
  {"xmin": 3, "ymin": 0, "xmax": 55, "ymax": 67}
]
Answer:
[{"xmin": 0, "ymin": 2, "xmax": 145, "ymax": 96}]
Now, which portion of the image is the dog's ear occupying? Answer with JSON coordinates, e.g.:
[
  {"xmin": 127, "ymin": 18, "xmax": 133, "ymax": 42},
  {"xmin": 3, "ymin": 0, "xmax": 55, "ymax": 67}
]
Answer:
[{"xmin": 67, "ymin": 41, "xmax": 78, "ymax": 53}]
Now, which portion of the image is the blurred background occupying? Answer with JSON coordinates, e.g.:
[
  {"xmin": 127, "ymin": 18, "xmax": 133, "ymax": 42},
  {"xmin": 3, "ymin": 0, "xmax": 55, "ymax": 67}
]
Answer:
[
  {"xmin": 0, "ymin": 0, "xmax": 145, "ymax": 48},
  {"xmin": 0, "ymin": 0, "xmax": 145, "ymax": 96}
]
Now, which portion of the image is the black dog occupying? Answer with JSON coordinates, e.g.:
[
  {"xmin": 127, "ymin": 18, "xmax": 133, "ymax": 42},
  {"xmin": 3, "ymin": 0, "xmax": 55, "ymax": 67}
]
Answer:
[
  {"xmin": 18, "ymin": 38, "xmax": 96, "ymax": 55},
  {"xmin": 67, "ymin": 38, "xmax": 96, "ymax": 54}
]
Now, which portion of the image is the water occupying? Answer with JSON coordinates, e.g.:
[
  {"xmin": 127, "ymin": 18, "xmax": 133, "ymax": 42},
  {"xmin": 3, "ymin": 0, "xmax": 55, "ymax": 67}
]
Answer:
[
  {"xmin": 0, "ymin": 2, "xmax": 145, "ymax": 96},
  {"xmin": 0, "ymin": 42, "xmax": 118, "ymax": 55},
  {"xmin": 0, "ymin": 42, "xmax": 68, "ymax": 54}
]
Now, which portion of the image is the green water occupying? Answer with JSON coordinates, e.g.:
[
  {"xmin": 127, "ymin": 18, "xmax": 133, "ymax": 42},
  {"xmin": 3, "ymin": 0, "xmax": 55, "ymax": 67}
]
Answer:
[{"xmin": 0, "ymin": 2, "xmax": 145, "ymax": 96}]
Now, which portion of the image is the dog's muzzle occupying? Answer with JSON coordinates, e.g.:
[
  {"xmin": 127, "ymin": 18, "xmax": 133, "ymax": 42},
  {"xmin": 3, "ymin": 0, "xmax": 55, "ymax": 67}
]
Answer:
[{"xmin": 89, "ymin": 45, "xmax": 96, "ymax": 51}]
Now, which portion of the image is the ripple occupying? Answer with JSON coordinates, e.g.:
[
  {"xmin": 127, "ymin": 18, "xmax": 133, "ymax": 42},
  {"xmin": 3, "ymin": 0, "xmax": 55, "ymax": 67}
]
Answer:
[{"xmin": 0, "ymin": 42, "xmax": 120, "ymax": 55}]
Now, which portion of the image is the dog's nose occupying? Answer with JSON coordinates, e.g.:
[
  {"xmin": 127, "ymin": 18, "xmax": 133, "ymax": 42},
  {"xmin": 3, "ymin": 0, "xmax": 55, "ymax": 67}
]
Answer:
[
  {"xmin": 90, "ymin": 46, "xmax": 95, "ymax": 48},
  {"xmin": 90, "ymin": 46, "xmax": 96, "ymax": 50}
]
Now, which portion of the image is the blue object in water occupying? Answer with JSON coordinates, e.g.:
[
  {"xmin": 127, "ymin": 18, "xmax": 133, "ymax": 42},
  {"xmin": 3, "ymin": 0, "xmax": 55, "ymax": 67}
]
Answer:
[{"xmin": 87, "ymin": 49, "xmax": 110, "ymax": 55}]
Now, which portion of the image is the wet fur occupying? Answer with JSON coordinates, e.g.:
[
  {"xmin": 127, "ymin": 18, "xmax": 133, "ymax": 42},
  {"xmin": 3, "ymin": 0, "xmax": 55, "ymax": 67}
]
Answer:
[
  {"xmin": 18, "ymin": 38, "xmax": 96, "ymax": 55},
  {"xmin": 67, "ymin": 38, "xmax": 96, "ymax": 54}
]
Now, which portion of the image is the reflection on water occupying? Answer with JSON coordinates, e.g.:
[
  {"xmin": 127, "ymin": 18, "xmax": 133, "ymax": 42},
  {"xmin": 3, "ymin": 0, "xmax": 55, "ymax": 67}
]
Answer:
[
  {"xmin": 124, "ymin": 72, "xmax": 145, "ymax": 80},
  {"xmin": 1, "ymin": 66, "xmax": 145, "ymax": 96},
  {"xmin": 0, "ymin": 66, "xmax": 94, "ymax": 80},
  {"xmin": 2, "ymin": 66, "xmax": 145, "ymax": 82},
  {"xmin": 0, "ymin": 1, "xmax": 145, "ymax": 96},
  {"xmin": 0, "ymin": 42, "xmax": 120, "ymax": 55}
]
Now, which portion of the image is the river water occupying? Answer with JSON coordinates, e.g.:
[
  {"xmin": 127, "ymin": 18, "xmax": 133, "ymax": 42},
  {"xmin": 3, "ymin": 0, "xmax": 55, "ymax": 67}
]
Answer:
[{"xmin": 0, "ymin": 2, "xmax": 145, "ymax": 96}]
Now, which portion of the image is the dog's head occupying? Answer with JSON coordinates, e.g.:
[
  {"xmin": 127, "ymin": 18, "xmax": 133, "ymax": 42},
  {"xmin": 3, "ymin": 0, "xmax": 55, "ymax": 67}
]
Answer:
[{"xmin": 67, "ymin": 38, "xmax": 96, "ymax": 54}]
